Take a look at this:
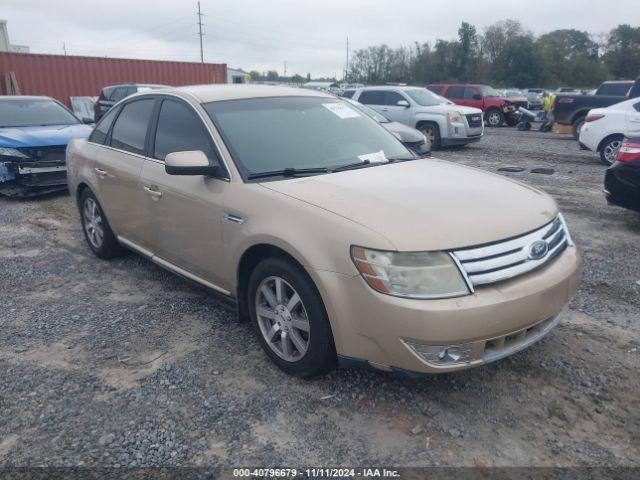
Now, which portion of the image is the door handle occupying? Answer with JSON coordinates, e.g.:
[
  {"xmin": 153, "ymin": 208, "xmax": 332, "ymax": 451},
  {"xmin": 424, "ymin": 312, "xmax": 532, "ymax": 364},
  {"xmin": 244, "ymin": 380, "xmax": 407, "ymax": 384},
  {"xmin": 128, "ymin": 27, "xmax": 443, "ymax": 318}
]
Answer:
[
  {"xmin": 94, "ymin": 167, "xmax": 107, "ymax": 179},
  {"xmin": 143, "ymin": 185, "xmax": 162, "ymax": 198}
]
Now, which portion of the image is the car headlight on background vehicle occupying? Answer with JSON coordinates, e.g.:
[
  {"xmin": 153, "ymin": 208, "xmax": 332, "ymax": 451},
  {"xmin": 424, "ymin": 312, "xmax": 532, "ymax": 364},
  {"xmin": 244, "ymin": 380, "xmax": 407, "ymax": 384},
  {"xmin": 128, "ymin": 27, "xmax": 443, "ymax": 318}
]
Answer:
[
  {"xmin": 0, "ymin": 148, "xmax": 30, "ymax": 159},
  {"xmin": 447, "ymin": 111, "xmax": 464, "ymax": 123},
  {"xmin": 351, "ymin": 246, "xmax": 470, "ymax": 299}
]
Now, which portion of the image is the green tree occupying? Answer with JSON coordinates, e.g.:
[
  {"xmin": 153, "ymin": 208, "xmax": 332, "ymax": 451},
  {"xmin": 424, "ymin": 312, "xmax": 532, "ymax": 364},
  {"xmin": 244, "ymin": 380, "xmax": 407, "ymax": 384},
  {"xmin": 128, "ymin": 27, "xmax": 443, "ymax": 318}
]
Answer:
[
  {"xmin": 493, "ymin": 36, "xmax": 545, "ymax": 87},
  {"xmin": 457, "ymin": 22, "xmax": 479, "ymax": 81},
  {"xmin": 603, "ymin": 25, "xmax": 640, "ymax": 79}
]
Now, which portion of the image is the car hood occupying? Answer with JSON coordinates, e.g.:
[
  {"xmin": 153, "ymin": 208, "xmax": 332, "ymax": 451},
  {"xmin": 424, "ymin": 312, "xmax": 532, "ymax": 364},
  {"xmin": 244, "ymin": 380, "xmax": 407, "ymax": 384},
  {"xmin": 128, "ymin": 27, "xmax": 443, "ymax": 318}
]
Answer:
[
  {"xmin": 383, "ymin": 121, "xmax": 425, "ymax": 143},
  {"xmin": 0, "ymin": 124, "xmax": 93, "ymax": 148},
  {"xmin": 415, "ymin": 104, "xmax": 483, "ymax": 116},
  {"xmin": 260, "ymin": 159, "xmax": 557, "ymax": 251}
]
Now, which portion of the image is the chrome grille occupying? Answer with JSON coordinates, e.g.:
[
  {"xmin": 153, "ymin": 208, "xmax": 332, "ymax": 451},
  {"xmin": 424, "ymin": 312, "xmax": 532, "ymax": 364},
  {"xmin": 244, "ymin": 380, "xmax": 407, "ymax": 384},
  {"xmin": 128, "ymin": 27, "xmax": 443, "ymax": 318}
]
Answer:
[
  {"xmin": 465, "ymin": 113, "xmax": 483, "ymax": 128},
  {"xmin": 451, "ymin": 215, "xmax": 572, "ymax": 288}
]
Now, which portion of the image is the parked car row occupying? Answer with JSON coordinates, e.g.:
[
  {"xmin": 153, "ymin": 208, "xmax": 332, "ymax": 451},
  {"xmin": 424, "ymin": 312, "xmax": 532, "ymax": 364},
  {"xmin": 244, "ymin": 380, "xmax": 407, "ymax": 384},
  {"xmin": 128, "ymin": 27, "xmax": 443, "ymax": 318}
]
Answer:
[{"xmin": 65, "ymin": 84, "xmax": 581, "ymax": 377}]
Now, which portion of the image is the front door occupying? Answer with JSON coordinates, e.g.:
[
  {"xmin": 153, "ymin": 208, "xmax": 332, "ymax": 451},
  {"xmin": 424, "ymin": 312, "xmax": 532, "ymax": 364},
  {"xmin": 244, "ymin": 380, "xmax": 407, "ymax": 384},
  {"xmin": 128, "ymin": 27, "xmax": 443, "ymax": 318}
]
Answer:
[{"xmin": 139, "ymin": 97, "xmax": 229, "ymax": 288}]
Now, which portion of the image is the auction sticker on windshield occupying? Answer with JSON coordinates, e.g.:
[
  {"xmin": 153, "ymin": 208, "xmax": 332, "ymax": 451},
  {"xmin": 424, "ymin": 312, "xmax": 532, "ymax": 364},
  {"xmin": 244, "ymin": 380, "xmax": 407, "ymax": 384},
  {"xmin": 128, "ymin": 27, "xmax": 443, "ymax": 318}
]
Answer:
[{"xmin": 323, "ymin": 103, "xmax": 361, "ymax": 119}]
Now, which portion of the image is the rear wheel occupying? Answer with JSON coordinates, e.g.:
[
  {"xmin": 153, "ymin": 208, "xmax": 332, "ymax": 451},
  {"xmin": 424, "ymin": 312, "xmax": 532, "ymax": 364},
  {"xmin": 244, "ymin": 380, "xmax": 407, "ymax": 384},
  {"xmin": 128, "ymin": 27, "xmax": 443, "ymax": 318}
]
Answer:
[
  {"xmin": 486, "ymin": 110, "xmax": 504, "ymax": 128},
  {"xmin": 248, "ymin": 257, "xmax": 337, "ymax": 377},
  {"xmin": 599, "ymin": 136, "xmax": 623, "ymax": 166},
  {"xmin": 79, "ymin": 188, "xmax": 124, "ymax": 259},
  {"xmin": 418, "ymin": 123, "xmax": 441, "ymax": 149},
  {"xmin": 572, "ymin": 116, "xmax": 586, "ymax": 140}
]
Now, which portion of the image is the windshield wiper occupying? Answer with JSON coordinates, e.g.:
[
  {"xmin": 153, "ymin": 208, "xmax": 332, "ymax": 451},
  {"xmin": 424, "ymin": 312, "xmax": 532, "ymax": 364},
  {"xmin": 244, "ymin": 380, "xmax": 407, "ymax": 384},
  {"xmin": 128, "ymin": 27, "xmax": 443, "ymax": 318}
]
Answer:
[
  {"xmin": 247, "ymin": 166, "xmax": 329, "ymax": 180},
  {"xmin": 331, "ymin": 160, "xmax": 373, "ymax": 172}
]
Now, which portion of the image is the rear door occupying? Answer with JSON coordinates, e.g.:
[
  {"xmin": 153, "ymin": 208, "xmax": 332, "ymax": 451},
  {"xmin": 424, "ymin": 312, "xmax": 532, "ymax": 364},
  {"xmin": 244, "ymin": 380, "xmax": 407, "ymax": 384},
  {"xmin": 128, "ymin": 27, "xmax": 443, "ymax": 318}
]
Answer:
[
  {"xmin": 139, "ymin": 96, "xmax": 229, "ymax": 287},
  {"xmin": 95, "ymin": 97, "xmax": 156, "ymax": 246},
  {"xmin": 357, "ymin": 90, "xmax": 387, "ymax": 116},
  {"xmin": 628, "ymin": 101, "xmax": 640, "ymax": 135}
]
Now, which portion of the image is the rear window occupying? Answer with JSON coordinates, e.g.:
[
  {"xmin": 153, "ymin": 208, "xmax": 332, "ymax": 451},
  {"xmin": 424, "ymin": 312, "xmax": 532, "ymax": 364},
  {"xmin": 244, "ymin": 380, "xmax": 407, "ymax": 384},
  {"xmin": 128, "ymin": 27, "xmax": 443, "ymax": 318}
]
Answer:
[
  {"xmin": 444, "ymin": 86, "xmax": 464, "ymax": 99},
  {"xmin": 0, "ymin": 98, "xmax": 79, "ymax": 128},
  {"xmin": 358, "ymin": 90, "xmax": 386, "ymax": 105},
  {"xmin": 596, "ymin": 83, "xmax": 632, "ymax": 96}
]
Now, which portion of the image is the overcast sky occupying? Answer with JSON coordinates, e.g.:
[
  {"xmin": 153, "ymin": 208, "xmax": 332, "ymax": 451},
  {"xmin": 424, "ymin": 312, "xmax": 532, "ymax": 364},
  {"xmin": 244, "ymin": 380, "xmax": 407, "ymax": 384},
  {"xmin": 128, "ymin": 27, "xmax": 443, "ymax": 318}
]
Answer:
[{"xmin": 4, "ymin": 0, "xmax": 639, "ymax": 78}]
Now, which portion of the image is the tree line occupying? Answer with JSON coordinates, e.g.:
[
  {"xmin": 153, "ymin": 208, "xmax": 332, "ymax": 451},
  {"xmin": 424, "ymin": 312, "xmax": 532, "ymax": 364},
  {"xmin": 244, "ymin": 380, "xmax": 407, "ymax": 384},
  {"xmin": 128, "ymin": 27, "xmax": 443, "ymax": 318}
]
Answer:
[{"xmin": 345, "ymin": 20, "xmax": 640, "ymax": 88}]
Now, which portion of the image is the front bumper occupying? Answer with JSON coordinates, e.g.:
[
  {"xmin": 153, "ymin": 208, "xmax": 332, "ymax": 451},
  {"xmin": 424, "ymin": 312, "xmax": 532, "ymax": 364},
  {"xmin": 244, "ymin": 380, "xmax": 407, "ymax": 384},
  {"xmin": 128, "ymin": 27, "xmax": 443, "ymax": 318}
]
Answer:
[
  {"xmin": 316, "ymin": 246, "xmax": 581, "ymax": 374},
  {"xmin": 0, "ymin": 159, "xmax": 67, "ymax": 196},
  {"xmin": 442, "ymin": 119, "xmax": 484, "ymax": 146}
]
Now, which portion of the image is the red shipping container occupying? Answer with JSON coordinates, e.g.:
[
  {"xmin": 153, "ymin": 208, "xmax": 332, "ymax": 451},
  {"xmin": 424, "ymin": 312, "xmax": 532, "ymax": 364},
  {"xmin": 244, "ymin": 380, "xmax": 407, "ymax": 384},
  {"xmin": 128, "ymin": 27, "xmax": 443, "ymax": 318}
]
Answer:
[{"xmin": 0, "ymin": 52, "xmax": 227, "ymax": 106}]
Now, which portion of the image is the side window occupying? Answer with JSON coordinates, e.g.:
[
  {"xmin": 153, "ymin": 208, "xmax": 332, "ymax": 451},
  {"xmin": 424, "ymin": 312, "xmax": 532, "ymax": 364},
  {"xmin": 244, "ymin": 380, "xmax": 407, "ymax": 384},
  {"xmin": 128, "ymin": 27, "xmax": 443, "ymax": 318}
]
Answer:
[
  {"xmin": 428, "ymin": 85, "xmax": 443, "ymax": 94},
  {"xmin": 384, "ymin": 91, "xmax": 406, "ymax": 106},
  {"xmin": 634, "ymin": 102, "xmax": 640, "ymax": 112},
  {"xmin": 153, "ymin": 99, "xmax": 216, "ymax": 162},
  {"xmin": 88, "ymin": 107, "xmax": 118, "ymax": 145},
  {"xmin": 342, "ymin": 90, "xmax": 355, "ymax": 99},
  {"xmin": 101, "ymin": 86, "xmax": 116, "ymax": 101},
  {"xmin": 109, "ymin": 99, "xmax": 155, "ymax": 155},
  {"xmin": 358, "ymin": 90, "xmax": 385, "ymax": 105},
  {"xmin": 463, "ymin": 87, "xmax": 478, "ymax": 99},
  {"xmin": 444, "ymin": 86, "xmax": 465, "ymax": 99}
]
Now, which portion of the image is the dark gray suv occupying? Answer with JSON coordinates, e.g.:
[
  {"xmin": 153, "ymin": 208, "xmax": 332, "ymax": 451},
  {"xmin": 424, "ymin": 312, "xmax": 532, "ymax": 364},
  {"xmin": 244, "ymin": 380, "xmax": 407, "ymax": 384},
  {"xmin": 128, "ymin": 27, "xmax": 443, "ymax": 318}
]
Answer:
[{"xmin": 94, "ymin": 83, "xmax": 167, "ymax": 121}]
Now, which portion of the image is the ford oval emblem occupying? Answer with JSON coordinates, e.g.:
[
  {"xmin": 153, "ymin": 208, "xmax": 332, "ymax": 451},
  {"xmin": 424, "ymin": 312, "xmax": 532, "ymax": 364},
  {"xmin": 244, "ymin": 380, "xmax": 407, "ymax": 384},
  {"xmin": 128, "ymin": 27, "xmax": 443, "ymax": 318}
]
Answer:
[{"xmin": 528, "ymin": 240, "xmax": 549, "ymax": 260}]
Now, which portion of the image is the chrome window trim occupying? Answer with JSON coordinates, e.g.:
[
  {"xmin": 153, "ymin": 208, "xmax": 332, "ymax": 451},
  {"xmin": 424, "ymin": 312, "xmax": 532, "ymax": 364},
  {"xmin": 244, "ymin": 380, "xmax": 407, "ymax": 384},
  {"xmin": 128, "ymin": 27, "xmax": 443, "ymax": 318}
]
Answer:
[{"xmin": 87, "ymin": 90, "xmax": 232, "ymax": 182}]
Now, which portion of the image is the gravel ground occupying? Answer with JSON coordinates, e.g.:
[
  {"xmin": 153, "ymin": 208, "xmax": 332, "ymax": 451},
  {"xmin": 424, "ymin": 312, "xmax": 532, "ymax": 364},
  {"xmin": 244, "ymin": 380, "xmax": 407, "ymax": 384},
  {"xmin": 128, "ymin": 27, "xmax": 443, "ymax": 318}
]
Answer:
[{"xmin": 0, "ymin": 128, "xmax": 638, "ymax": 469}]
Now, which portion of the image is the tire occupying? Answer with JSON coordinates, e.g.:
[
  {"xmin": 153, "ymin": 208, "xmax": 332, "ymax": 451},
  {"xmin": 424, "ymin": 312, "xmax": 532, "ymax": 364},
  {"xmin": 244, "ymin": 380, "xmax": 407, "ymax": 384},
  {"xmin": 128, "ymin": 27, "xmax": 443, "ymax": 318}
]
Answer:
[
  {"xmin": 485, "ymin": 109, "xmax": 504, "ymax": 128},
  {"xmin": 599, "ymin": 136, "xmax": 623, "ymax": 166},
  {"xmin": 248, "ymin": 257, "xmax": 337, "ymax": 377},
  {"xmin": 79, "ymin": 188, "xmax": 125, "ymax": 259},
  {"xmin": 505, "ymin": 115, "xmax": 519, "ymax": 127},
  {"xmin": 572, "ymin": 116, "xmax": 586, "ymax": 140},
  {"xmin": 418, "ymin": 123, "xmax": 441, "ymax": 149}
]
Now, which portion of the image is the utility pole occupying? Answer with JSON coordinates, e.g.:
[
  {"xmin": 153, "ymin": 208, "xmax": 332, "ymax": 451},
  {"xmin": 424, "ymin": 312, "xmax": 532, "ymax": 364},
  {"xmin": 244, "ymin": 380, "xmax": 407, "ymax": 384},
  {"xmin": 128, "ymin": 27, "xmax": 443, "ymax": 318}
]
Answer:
[
  {"xmin": 197, "ymin": 2, "xmax": 204, "ymax": 63},
  {"xmin": 63, "ymin": 42, "xmax": 67, "ymax": 56},
  {"xmin": 345, "ymin": 37, "xmax": 349, "ymax": 81}
]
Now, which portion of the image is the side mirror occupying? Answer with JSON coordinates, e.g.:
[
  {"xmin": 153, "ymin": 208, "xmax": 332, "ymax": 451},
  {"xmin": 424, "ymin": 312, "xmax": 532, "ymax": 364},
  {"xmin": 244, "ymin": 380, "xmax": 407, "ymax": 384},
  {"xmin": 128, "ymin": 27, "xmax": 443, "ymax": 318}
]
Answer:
[
  {"xmin": 473, "ymin": 94, "xmax": 482, "ymax": 101},
  {"xmin": 82, "ymin": 117, "xmax": 94, "ymax": 124},
  {"xmin": 397, "ymin": 100, "xmax": 410, "ymax": 108},
  {"xmin": 165, "ymin": 150, "xmax": 220, "ymax": 176}
]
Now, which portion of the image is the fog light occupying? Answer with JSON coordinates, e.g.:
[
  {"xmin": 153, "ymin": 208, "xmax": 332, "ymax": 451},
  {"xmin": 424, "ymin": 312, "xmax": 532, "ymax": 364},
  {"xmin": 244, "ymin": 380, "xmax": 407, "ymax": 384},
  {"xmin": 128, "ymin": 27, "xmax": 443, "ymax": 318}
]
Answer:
[{"xmin": 406, "ymin": 342, "xmax": 473, "ymax": 366}]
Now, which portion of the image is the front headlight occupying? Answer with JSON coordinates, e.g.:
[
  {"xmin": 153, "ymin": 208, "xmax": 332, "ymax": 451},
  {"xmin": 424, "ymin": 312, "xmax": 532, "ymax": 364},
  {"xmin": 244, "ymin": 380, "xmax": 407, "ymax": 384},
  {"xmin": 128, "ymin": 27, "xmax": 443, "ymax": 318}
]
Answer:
[
  {"xmin": 447, "ymin": 111, "xmax": 464, "ymax": 123},
  {"xmin": 0, "ymin": 148, "xmax": 30, "ymax": 159},
  {"xmin": 351, "ymin": 246, "xmax": 470, "ymax": 299}
]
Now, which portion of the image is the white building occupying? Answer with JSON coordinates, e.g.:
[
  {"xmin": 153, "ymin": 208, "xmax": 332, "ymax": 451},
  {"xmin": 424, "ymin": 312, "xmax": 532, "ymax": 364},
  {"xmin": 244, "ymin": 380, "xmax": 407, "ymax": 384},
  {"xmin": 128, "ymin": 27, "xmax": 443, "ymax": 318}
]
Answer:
[
  {"xmin": 0, "ymin": 20, "xmax": 30, "ymax": 53},
  {"xmin": 227, "ymin": 68, "xmax": 249, "ymax": 84}
]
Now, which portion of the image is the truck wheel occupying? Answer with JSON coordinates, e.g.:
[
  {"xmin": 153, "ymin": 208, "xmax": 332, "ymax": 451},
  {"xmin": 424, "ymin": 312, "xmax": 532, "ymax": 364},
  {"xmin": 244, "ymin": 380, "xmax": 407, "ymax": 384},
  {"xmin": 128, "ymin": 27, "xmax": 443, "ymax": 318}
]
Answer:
[
  {"xmin": 248, "ymin": 257, "xmax": 337, "ymax": 377},
  {"xmin": 486, "ymin": 110, "xmax": 504, "ymax": 127},
  {"xmin": 572, "ymin": 116, "xmax": 586, "ymax": 140},
  {"xmin": 418, "ymin": 123, "xmax": 441, "ymax": 149}
]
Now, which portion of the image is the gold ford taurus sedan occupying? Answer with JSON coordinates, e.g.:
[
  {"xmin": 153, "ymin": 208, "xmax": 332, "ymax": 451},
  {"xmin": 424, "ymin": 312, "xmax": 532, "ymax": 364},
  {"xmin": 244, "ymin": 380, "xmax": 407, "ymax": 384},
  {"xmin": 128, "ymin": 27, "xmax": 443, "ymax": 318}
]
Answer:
[{"xmin": 66, "ymin": 85, "xmax": 581, "ymax": 377}]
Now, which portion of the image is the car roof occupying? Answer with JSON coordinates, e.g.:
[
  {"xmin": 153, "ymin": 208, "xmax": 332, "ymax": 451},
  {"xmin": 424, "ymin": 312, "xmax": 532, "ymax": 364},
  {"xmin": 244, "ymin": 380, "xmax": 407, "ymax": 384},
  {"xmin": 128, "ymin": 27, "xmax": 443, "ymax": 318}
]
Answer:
[
  {"xmin": 357, "ymin": 85, "xmax": 423, "ymax": 91},
  {"xmin": 0, "ymin": 95, "xmax": 56, "ymax": 101},
  {"xmin": 147, "ymin": 84, "xmax": 334, "ymax": 103}
]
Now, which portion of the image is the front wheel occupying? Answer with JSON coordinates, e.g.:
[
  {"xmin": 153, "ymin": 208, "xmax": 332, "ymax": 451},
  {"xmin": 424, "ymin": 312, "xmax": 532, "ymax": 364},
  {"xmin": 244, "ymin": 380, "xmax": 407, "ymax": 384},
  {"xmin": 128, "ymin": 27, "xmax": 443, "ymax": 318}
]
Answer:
[
  {"xmin": 248, "ymin": 257, "xmax": 337, "ymax": 377},
  {"xmin": 485, "ymin": 110, "xmax": 504, "ymax": 128},
  {"xmin": 418, "ymin": 123, "xmax": 441, "ymax": 149},
  {"xmin": 599, "ymin": 136, "xmax": 623, "ymax": 166}
]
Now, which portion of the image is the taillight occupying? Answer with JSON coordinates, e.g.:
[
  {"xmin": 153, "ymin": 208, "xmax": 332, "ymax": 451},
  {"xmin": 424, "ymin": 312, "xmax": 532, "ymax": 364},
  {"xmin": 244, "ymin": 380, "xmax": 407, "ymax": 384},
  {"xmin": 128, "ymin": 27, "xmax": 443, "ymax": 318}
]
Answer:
[
  {"xmin": 616, "ymin": 141, "xmax": 640, "ymax": 163},
  {"xmin": 586, "ymin": 114, "xmax": 605, "ymax": 122}
]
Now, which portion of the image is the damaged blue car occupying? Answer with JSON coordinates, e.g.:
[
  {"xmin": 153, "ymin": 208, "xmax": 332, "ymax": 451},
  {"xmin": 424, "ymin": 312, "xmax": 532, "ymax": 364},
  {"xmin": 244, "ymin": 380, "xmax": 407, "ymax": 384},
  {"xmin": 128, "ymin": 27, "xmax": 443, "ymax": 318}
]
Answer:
[{"xmin": 0, "ymin": 96, "xmax": 93, "ymax": 196}]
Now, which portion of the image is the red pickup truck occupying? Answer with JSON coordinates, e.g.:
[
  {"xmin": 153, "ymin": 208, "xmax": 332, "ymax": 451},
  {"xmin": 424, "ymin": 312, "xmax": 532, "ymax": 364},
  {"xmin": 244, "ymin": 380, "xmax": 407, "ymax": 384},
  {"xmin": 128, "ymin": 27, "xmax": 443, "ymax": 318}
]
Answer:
[{"xmin": 428, "ymin": 84, "xmax": 526, "ymax": 127}]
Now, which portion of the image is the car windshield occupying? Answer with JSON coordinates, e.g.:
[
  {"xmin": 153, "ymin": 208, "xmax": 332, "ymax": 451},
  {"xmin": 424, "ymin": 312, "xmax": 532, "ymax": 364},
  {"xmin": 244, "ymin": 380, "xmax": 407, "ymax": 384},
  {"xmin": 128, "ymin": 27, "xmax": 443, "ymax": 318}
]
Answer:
[
  {"xmin": 405, "ymin": 88, "xmax": 448, "ymax": 106},
  {"xmin": 506, "ymin": 90, "xmax": 523, "ymax": 97},
  {"xmin": 0, "ymin": 99, "xmax": 80, "ymax": 128},
  {"xmin": 478, "ymin": 85, "xmax": 502, "ymax": 98},
  {"xmin": 204, "ymin": 96, "xmax": 411, "ymax": 179},
  {"xmin": 346, "ymin": 100, "xmax": 389, "ymax": 123}
]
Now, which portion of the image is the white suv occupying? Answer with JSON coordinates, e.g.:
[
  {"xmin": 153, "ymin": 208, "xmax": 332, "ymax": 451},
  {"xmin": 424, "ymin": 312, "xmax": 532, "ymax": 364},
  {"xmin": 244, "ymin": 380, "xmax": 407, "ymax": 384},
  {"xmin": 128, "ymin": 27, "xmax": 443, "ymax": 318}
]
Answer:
[{"xmin": 350, "ymin": 86, "xmax": 484, "ymax": 149}]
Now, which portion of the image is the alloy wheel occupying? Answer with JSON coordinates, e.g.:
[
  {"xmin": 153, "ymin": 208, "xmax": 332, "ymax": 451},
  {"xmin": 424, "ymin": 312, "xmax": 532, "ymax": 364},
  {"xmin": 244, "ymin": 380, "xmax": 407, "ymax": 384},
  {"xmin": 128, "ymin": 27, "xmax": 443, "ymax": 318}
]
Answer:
[
  {"xmin": 603, "ymin": 140, "xmax": 622, "ymax": 165},
  {"xmin": 255, "ymin": 276, "xmax": 310, "ymax": 362},
  {"xmin": 421, "ymin": 127, "xmax": 435, "ymax": 146},
  {"xmin": 487, "ymin": 112, "xmax": 501, "ymax": 127},
  {"xmin": 83, "ymin": 197, "xmax": 104, "ymax": 249}
]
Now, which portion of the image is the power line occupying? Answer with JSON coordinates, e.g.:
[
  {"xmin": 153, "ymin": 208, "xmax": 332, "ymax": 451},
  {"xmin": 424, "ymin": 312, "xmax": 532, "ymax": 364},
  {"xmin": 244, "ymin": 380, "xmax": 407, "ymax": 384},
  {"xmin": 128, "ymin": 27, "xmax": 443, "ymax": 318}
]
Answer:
[{"xmin": 197, "ymin": 1, "xmax": 204, "ymax": 63}]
